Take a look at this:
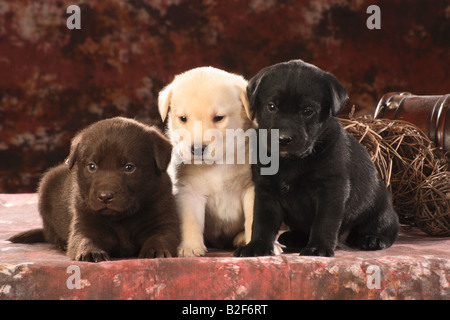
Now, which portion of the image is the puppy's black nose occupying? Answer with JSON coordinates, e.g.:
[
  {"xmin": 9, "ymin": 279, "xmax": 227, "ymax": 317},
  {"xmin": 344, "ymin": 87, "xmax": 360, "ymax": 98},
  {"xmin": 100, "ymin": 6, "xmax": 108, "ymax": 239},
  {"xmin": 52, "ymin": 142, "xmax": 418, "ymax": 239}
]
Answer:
[
  {"xmin": 279, "ymin": 135, "xmax": 293, "ymax": 146},
  {"xmin": 98, "ymin": 191, "xmax": 115, "ymax": 203},
  {"xmin": 191, "ymin": 144, "xmax": 207, "ymax": 155}
]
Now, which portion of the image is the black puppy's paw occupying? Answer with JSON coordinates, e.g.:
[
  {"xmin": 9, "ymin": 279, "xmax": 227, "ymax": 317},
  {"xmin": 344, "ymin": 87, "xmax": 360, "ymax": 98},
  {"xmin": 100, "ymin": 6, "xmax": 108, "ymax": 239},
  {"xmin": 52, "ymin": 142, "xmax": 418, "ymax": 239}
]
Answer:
[
  {"xmin": 278, "ymin": 230, "xmax": 309, "ymax": 248},
  {"xmin": 350, "ymin": 235, "xmax": 391, "ymax": 251},
  {"xmin": 300, "ymin": 246, "xmax": 334, "ymax": 257},
  {"xmin": 234, "ymin": 240, "xmax": 273, "ymax": 257},
  {"xmin": 76, "ymin": 249, "xmax": 110, "ymax": 262}
]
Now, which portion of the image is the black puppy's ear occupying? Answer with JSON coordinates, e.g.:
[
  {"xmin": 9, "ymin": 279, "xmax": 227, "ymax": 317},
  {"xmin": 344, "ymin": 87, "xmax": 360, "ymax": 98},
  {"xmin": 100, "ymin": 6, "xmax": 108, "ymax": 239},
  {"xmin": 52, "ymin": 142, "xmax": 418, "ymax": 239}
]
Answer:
[
  {"xmin": 246, "ymin": 71, "xmax": 266, "ymax": 120},
  {"xmin": 325, "ymin": 73, "xmax": 348, "ymax": 117},
  {"xmin": 151, "ymin": 129, "xmax": 173, "ymax": 172}
]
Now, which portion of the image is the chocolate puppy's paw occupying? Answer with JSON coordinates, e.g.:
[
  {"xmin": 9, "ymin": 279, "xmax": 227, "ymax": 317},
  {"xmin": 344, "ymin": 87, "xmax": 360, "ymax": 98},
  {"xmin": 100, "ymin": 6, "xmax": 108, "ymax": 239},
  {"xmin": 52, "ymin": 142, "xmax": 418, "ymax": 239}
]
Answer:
[
  {"xmin": 139, "ymin": 247, "xmax": 172, "ymax": 259},
  {"xmin": 76, "ymin": 249, "xmax": 110, "ymax": 262},
  {"xmin": 300, "ymin": 246, "xmax": 334, "ymax": 257},
  {"xmin": 234, "ymin": 240, "xmax": 273, "ymax": 257}
]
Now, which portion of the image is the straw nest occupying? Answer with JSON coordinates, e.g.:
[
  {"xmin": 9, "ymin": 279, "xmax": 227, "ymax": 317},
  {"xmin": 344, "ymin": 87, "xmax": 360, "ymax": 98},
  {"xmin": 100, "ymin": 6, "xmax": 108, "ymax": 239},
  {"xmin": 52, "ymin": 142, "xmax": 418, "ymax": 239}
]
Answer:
[{"xmin": 340, "ymin": 115, "xmax": 450, "ymax": 236}]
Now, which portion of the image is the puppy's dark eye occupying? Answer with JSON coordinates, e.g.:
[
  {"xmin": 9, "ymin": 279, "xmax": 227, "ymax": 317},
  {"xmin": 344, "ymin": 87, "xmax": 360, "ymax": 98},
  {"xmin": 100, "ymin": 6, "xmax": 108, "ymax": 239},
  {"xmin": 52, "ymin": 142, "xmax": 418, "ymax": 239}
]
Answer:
[
  {"xmin": 267, "ymin": 103, "xmax": 277, "ymax": 113},
  {"xmin": 303, "ymin": 108, "xmax": 314, "ymax": 116},
  {"xmin": 213, "ymin": 115, "xmax": 225, "ymax": 122},
  {"xmin": 179, "ymin": 116, "xmax": 187, "ymax": 123},
  {"xmin": 124, "ymin": 163, "xmax": 136, "ymax": 173},
  {"xmin": 87, "ymin": 162, "xmax": 97, "ymax": 172}
]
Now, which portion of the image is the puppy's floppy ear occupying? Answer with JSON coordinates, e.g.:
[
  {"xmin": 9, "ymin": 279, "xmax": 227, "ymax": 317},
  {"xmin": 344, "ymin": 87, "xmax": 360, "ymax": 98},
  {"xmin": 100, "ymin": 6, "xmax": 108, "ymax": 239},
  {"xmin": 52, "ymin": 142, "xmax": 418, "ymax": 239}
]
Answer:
[
  {"xmin": 65, "ymin": 133, "xmax": 82, "ymax": 170},
  {"xmin": 158, "ymin": 83, "xmax": 173, "ymax": 122},
  {"xmin": 325, "ymin": 72, "xmax": 348, "ymax": 117},
  {"xmin": 237, "ymin": 83, "xmax": 253, "ymax": 121},
  {"xmin": 151, "ymin": 129, "xmax": 173, "ymax": 172},
  {"xmin": 246, "ymin": 71, "xmax": 265, "ymax": 120}
]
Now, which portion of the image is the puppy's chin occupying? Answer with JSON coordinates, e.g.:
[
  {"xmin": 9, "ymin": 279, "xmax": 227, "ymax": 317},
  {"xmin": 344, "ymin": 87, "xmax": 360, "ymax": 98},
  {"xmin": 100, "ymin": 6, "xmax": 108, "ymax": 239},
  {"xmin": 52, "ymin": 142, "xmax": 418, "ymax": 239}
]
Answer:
[
  {"xmin": 279, "ymin": 145, "xmax": 315, "ymax": 159},
  {"xmin": 88, "ymin": 202, "xmax": 136, "ymax": 218},
  {"xmin": 279, "ymin": 151, "xmax": 302, "ymax": 159},
  {"xmin": 175, "ymin": 146, "xmax": 223, "ymax": 164},
  {"xmin": 177, "ymin": 153, "xmax": 214, "ymax": 164},
  {"xmin": 191, "ymin": 155, "xmax": 221, "ymax": 164},
  {"xmin": 96, "ymin": 208, "xmax": 122, "ymax": 217}
]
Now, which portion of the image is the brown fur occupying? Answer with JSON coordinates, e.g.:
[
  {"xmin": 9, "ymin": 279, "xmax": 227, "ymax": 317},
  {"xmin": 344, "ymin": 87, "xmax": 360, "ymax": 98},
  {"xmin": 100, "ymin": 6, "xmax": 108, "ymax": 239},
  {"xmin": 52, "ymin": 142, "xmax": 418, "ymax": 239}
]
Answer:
[{"xmin": 8, "ymin": 117, "xmax": 180, "ymax": 261}]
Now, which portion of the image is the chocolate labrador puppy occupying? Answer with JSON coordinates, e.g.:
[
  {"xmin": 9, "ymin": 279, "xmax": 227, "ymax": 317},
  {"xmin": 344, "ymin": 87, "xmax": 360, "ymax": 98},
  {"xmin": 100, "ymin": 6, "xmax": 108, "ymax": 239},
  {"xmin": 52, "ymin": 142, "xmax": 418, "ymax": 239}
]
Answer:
[
  {"xmin": 235, "ymin": 60, "xmax": 399, "ymax": 257},
  {"xmin": 9, "ymin": 117, "xmax": 180, "ymax": 261}
]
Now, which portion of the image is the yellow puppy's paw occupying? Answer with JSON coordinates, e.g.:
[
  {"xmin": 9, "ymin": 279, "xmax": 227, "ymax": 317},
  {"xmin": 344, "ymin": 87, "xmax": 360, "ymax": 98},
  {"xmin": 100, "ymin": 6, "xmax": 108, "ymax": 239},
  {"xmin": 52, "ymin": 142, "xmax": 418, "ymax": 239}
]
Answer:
[
  {"xmin": 273, "ymin": 241, "xmax": 284, "ymax": 256},
  {"xmin": 232, "ymin": 231, "xmax": 247, "ymax": 248},
  {"xmin": 177, "ymin": 242, "xmax": 207, "ymax": 257}
]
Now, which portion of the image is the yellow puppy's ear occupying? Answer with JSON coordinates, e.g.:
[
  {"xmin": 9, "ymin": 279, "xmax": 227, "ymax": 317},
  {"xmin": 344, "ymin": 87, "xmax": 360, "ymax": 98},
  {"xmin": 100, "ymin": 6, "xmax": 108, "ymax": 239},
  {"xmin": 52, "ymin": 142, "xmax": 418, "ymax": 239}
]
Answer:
[
  {"xmin": 158, "ymin": 83, "xmax": 173, "ymax": 122},
  {"xmin": 240, "ymin": 88, "xmax": 254, "ymax": 121}
]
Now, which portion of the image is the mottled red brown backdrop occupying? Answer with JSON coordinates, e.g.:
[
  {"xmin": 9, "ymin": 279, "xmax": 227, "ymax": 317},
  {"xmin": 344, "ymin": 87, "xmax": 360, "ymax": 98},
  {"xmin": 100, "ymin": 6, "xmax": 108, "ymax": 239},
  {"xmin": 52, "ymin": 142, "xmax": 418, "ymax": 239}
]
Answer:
[{"xmin": 0, "ymin": 0, "xmax": 449, "ymax": 192}]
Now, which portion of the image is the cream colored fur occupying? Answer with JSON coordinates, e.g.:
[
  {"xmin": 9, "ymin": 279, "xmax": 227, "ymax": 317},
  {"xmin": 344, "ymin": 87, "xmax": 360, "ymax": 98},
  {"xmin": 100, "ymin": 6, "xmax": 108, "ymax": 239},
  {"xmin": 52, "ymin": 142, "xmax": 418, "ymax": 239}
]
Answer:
[{"xmin": 158, "ymin": 67, "xmax": 255, "ymax": 257}]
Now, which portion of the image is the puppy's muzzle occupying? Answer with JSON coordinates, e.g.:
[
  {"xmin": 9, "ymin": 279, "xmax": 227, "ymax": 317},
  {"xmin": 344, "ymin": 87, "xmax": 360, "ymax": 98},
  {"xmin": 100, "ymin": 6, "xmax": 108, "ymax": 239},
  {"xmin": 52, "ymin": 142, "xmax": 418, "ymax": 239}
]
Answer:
[
  {"xmin": 279, "ymin": 134, "xmax": 293, "ymax": 146},
  {"xmin": 98, "ymin": 190, "xmax": 115, "ymax": 204},
  {"xmin": 191, "ymin": 144, "xmax": 208, "ymax": 156}
]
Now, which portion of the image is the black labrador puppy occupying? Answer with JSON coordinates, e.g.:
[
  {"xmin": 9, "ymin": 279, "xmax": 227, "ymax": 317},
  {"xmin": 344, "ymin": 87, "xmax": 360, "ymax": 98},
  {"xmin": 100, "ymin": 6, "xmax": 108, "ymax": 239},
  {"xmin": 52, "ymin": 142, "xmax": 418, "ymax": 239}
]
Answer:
[{"xmin": 235, "ymin": 60, "xmax": 399, "ymax": 257}]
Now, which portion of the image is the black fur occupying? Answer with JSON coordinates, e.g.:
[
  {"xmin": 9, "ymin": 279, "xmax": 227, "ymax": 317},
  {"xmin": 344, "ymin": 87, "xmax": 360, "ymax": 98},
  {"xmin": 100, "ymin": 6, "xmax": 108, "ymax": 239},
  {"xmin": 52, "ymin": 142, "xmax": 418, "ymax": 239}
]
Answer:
[{"xmin": 235, "ymin": 60, "xmax": 399, "ymax": 257}]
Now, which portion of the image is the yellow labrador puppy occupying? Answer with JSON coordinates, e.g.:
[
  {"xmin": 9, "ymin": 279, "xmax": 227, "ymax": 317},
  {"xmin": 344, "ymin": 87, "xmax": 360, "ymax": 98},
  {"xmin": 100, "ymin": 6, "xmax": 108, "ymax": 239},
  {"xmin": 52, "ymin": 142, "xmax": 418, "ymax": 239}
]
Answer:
[{"xmin": 158, "ymin": 67, "xmax": 255, "ymax": 257}]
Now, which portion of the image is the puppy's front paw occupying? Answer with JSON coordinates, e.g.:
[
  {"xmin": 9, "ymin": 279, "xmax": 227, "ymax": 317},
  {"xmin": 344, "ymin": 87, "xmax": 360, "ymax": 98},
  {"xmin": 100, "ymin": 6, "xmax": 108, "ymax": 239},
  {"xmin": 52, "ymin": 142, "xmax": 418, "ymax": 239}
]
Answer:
[
  {"xmin": 232, "ymin": 231, "xmax": 247, "ymax": 247},
  {"xmin": 177, "ymin": 242, "xmax": 207, "ymax": 257},
  {"xmin": 273, "ymin": 241, "xmax": 284, "ymax": 256},
  {"xmin": 350, "ymin": 235, "xmax": 392, "ymax": 251},
  {"xmin": 278, "ymin": 230, "xmax": 309, "ymax": 248},
  {"xmin": 139, "ymin": 247, "xmax": 172, "ymax": 258},
  {"xmin": 300, "ymin": 246, "xmax": 334, "ymax": 257},
  {"xmin": 76, "ymin": 249, "xmax": 110, "ymax": 262},
  {"xmin": 234, "ymin": 240, "xmax": 273, "ymax": 257}
]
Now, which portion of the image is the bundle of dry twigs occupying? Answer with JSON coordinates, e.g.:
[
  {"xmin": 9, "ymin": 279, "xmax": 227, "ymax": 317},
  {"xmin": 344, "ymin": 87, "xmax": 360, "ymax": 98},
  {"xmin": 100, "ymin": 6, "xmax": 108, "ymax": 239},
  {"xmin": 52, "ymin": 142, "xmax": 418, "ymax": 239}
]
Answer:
[{"xmin": 340, "ymin": 116, "xmax": 450, "ymax": 236}]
